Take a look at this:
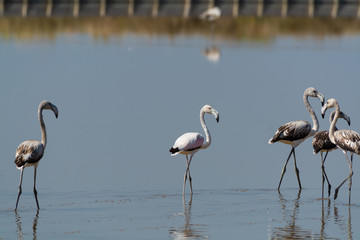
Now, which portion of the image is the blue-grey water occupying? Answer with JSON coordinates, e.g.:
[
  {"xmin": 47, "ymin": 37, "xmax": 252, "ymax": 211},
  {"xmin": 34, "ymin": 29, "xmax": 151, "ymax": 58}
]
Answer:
[
  {"xmin": 1, "ymin": 189, "xmax": 360, "ymax": 239},
  {"xmin": 0, "ymin": 16, "xmax": 360, "ymax": 239}
]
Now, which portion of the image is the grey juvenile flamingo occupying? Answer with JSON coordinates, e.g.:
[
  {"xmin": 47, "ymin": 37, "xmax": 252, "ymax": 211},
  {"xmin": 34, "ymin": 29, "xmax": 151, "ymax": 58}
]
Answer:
[
  {"xmin": 321, "ymin": 98, "xmax": 360, "ymax": 204},
  {"xmin": 15, "ymin": 100, "xmax": 58, "ymax": 210},
  {"xmin": 269, "ymin": 87, "xmax": 324, "ymax": 190},
  {"xmin": 312, "ymin": 110, "xmax": 351, "ymax": 198}
]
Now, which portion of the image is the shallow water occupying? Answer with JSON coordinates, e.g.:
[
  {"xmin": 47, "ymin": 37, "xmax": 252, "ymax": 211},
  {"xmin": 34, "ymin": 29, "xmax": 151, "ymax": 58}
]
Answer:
[
  {"xmin": 1, "ymin": 188, "xmax": 359, "ymax": 239},
  {"xmin": 0, "ymin": 15, "xmax": 360, "ymax": 239}
]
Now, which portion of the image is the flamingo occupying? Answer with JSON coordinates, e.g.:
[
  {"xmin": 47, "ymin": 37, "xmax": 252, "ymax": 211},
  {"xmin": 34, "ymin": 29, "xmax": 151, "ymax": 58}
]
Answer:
[
  {"xmin": 312, "ymin": 110, "xmax": 351, "ymax": 198},
  {"xmin": 170, "ymin": 105, "xmax": 219, "ymax": 196},
  {"xmin": 15, "ymin": 100, "xmax": 58, "ymax": 210},
  {"xmin": 269, "ymin": 87, "xmax": 324, "ymax": 190},
  {"xmin": 199, "ymin": 7, "xmax": 221, "ymax": 21},
  {"xmin": 321, "ymin": 98, "xmax": 360, "ymax": 203},
  {"xmin": 202, "ymin": 46, "xmax": 221, "ymax": 63},
  {"xmin": 199, "ymin": 7, "xmax": 221, "ymax": 38}
]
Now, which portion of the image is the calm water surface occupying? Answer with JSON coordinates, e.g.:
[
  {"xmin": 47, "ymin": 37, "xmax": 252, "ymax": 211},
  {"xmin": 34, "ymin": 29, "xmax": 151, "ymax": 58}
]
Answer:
[
  {"xmin": 0, "ymin": 16, "xmax": 359, "ymax": 239},
  {"xmin": 1, "ymin": 189, "xmax": 360, "ymax": 239}
]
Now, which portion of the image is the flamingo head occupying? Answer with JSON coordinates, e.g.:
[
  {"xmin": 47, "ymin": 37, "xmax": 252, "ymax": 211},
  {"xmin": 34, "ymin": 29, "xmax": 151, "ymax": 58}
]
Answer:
[
  {"xmin": 40, "ymin": 100, "xmax": 59, "ymax": 118},
  {"xmin": 202, "ymin": 105, "xmax": 219, "ymax": 122},
  {"xmin": 321, "ymin": 98, "xmax": 338, "ymax": 119},
  {"xmin": 305, "ymin": 87, "xmax": 325, "ymax": 106}
]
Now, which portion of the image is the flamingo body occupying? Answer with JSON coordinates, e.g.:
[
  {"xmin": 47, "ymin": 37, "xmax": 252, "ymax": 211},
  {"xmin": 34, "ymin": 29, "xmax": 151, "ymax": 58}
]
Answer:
[
  {"xmin": 170, "ymin": 133, "xmax": 204, "ymax": 156},
  {"xmin": 312, "ymin": 131, "xmax": 337, "ymax": 154},
  {"xmin": 15, "ymin": 141, "xmax": 44, "ymax": 169},
  {"xmin": 199, "ymin": 7, "xmax": 221, "ymax": 21},
  {"xmin": 269, "ymin": 120, "xmax": 312, "ymax": 147},
  {"xmin": 333, "ymin": 130, "xmax": 360, "ymax": 155},
  {"xmin": 313, "ymin": 111, "xmax": 351, "ymax": 155}
]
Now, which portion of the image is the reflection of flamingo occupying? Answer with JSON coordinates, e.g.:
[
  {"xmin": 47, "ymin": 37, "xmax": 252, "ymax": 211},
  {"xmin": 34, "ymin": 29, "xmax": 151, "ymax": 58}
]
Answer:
[
  {"xmin": 269, "ymin": 87, "xmax": 324, "ymax": 190},
  {"xmin": 348, "ymin": 206, "xmax": 353, "ymax": 240},
  {"xmin": 312, "ymin": 111, "xmax": 351, "ymax": 198},
  {"xmin": 334, "ymin": 205, "xmax": 352, "ymax": 240},
  {"xmin": 202, "ymin": 46, "xmax": 221, "ymax": 63},
  {"xmin": 169, "ymin": 196, "xmax": 208, "ymax": 239},
  {"xmin": 321, "ymin": 98, "xmax": 360, "ymax": 203},
  {"xmin": 199, "ymin": 7, "xmax": 221, "ymax": 21},
  {"xmin": 320, "ymin": 199, "xmax": 331, "ymax": 239},
  {"xmin": 15, "ymin": 100, "xmax": 58, "ymax": 210},
  {"xmin": 15, "ymin": 209, "xmax": 40, "ymax": 239},
  {"xmin": 272, "ymin": 190, "xmax": 309, "ymax": 239},
  {"xmin": 199, "ymin": 7, "xmax": 221, "ymax": 35},
  {"xmin": 273, "ymin": 191, "xmax": 336, "ymax": 239},
  {"xmin": 170, "ymin": 105, "xmax": 219, "ymax": 196}
]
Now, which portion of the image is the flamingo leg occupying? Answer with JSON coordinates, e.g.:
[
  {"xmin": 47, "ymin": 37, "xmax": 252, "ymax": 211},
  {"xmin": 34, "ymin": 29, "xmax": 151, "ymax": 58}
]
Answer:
[
  {"xmin": 187, "ymin": 155, "xmax": 194, "ymax": 195},
  {"xmin": 211, "ymin": 22, "xmax": 215, "ymax": 36},
  {"xmin": 321, "ymin": 152, "xmax": 325, "ymax": 199},
  {"xmin": 33, "ymin": 166, "xmax": 40, "ymax": 209},
  {"xmin": 183, "ymin": 155, "xmax": 189, "ymax": 196},
  {"xmin": 278, "ymin": 148, "xmax": 294, "ymax": 190},
  {"xmin": 334, "ymin": 152, "xmax": 353, "ymax": 201},
  {"xmin": 15, "ymin": 168, "xmax": 25, "ymax": 210},
  {"xmin": 348, "ymin": 154, "xmax": 353, "ymax": 205},
  {"xmin": 293, "ymin": 149, "xmax": 302, "ymax": 189},
  {"xmin": 321, "ymin": 151, "xmax": 331, "ymax": 198}
]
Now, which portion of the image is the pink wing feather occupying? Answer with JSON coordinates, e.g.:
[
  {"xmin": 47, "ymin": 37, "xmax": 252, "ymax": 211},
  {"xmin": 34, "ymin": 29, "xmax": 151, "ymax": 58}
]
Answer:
[{"xmin": 170, "ymin": 132, "xmax": 204, "ymax": 155}]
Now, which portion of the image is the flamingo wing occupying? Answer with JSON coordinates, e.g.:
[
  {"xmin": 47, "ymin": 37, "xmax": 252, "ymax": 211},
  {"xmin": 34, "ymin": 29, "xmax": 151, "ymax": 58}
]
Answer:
[
  {"xmin": 334, "ymin": 130, "xmax": 360, "ymax": 153},
  {"xmin": 170, "ymin": 132, "xmax": 204, "ymax": 155},
  {"xmin": 15, "ymin": 141, "xmax": 44, "ymax": 168},
  {"xmin": 269, "ymin": 120, "xmax": 311, "ymax": 144},
  {"xmin": 312, "ymin": 130, "xmax": 336, "ymax": 154}
]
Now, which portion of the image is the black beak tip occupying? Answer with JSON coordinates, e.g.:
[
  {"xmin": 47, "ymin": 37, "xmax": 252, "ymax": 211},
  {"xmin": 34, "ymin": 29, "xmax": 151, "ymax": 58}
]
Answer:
[
  {"xmin": 216, "ymin": 117, "xmax": 219, "ymax": 123},
  {"xmin": 321, "ymin": 113, "xmax": 325, "ymax": 119}
]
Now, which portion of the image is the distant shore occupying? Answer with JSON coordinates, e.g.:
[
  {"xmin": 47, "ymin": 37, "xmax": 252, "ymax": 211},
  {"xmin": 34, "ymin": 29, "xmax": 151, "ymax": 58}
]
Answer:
[{"xmin": 0, "ymin": 16, "xmax": 359, "ymax": 42}]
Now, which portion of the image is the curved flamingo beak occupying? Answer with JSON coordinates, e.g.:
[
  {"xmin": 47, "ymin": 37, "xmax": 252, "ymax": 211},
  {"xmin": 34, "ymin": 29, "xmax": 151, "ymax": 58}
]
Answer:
[
  {"xmin": 341, "ymin": 112, "xmax": 351, "ymax": 126},
  {"xmin": 211, "ymin": 109, "xmax": 219, "ymax": 123},
  {"xmin": 317, "ymin": 92, "xmax": 325, "ymax": 107},
  {"xmin": 51, "ymin": 104, "xmax": 59, "ymax": 119},
  {"xmin": 321, "ymin": 104, "xmax": 328, "ymax": 119}
]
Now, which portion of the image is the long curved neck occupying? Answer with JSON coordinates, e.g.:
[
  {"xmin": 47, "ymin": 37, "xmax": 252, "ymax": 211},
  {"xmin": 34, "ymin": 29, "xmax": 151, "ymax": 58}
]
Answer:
[
  {"xmin": 303, "ymin": 94, "xmax": 319, "ymax": 132},
  {"xmin": 329, "ymin": 111, "xmax": 338, "ymax": 131},
  {"xmin": 200, "ymin": 110, "xmax": 211, "ymax": 149},
  {"xmin": 38, "ymin": 107, "xmax": 47, "ymax": 147},
  {"xmin": 329, "ymin": 103, "xmax": 340, "ymax": 144}
]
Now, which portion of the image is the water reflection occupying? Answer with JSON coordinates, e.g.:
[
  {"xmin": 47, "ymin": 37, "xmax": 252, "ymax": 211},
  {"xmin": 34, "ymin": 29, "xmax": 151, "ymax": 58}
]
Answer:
[
  {"xmin": 347, "ymin": 206, "xmax": 353, "ymax": 240},
  {"xmin": 15, "ymin": 210, "xmax": 40, "ymax": 240},
  {"xmin": 169, "ymin": 197, "xmax": 208, "ymax": 240},
  {"xmin": 0, "ymin": 1, "xmax": 358, "ymax": 18},
  {"xmin": 15, "ymin": 211, "xmax": 23, "ymax": 240},
  {"xmin": 0, "ymin": 17, "xmax": 359, "ymax": 42},
  {"xmin": 320, "ymin": 199, "xmax": 331, "ymax": 239},
  {"xmin": 199, "ymin": 7, "xmax": 221, "ymax": 22},
  {"xmin": 271, "ymin": 190, "xmax": 318, "ymax": 239},
  {"xmin": 271, "ymin": 192, "xmax": 351, "ymax": 239},
  {"xmin": 334, "ymin": 205, "xmax": 353, "ymax": 240},
  {"xmin": 202, "ymin": 46, "xmax": 221, "ymax": 63}
]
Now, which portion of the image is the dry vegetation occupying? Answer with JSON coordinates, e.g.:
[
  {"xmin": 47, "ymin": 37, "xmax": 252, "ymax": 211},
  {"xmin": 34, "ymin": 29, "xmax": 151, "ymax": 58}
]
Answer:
[{"xmin": 0, "ymin": 16, "xmax": 359, "ymax": 42}]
